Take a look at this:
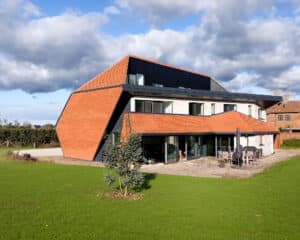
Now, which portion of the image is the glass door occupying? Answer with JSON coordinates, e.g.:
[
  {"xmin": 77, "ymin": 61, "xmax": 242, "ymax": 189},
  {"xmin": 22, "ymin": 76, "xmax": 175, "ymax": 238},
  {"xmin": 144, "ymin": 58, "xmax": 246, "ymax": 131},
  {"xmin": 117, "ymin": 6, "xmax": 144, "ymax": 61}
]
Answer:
[{"xmin": 164, "ymin": 136, "xmax": 178, "ymax": 163}]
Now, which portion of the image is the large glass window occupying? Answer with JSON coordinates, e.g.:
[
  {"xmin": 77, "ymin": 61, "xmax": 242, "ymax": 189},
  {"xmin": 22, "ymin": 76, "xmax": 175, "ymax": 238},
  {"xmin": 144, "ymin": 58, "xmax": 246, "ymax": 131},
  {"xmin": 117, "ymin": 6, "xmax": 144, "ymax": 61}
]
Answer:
[
  {"xmin": 153, "ymin": 101, "xmax": 163, "ymax": 113},
  {"xmin": 135, "ymin": 100, "xmax": 144, "ymax": 113},
  {"xmin": 165, "ymin": 136, "xmax": 178, "ymax": 163},
  {"xmin": 189, "ymin": 103, "xmax": 204, "ymax": 116},
  {"xmin": 163, "ymin": 102, "xmax": 173, "ymax": 113},
  {"xmin": 224, "ymin": 104, "xmax": 237, "ymax": 112},
  {"xmin": 135, "ymin": 100, "xmax": 173, "ymax": 114},
  {"xmin": 144, "ymin": 101, "xmax": 152, "ymax": 113}
]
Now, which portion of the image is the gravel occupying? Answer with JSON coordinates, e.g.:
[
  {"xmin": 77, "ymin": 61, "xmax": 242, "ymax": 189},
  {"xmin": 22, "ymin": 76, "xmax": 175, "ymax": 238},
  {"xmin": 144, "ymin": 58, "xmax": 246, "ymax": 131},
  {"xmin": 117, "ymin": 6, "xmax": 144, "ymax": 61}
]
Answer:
[{"xmin": 14, "ymin": 148, "xmax": 63, "ymax": 157}]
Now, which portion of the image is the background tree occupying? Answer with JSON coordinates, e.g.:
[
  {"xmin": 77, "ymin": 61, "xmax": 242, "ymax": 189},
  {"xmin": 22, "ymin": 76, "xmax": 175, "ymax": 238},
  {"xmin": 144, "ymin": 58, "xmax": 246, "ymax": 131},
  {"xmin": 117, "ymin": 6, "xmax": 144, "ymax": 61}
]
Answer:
[{"xmin": 103, "ymin": 134, "xmax": 145, "ymax": 196}]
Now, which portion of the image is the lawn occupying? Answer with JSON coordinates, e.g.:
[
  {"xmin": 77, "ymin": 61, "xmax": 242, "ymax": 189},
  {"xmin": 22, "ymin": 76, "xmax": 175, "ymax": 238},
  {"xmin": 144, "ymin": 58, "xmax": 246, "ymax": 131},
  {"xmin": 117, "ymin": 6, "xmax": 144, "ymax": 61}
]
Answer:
[{"xmin": 0, "ymin": 148, "xmax": 300, "ymax": 240}]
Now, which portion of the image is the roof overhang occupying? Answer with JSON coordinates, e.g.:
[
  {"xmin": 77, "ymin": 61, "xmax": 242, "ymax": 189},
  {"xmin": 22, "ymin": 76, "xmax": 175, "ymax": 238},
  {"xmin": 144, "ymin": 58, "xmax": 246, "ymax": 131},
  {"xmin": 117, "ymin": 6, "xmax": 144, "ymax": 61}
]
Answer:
[
  {"xmin": 120, "ymin": 112, "xmax": 278, "ymax": 141},
  {"xmin": 123, "ymin": 85, "xmax": 282, "ymax": 109}
]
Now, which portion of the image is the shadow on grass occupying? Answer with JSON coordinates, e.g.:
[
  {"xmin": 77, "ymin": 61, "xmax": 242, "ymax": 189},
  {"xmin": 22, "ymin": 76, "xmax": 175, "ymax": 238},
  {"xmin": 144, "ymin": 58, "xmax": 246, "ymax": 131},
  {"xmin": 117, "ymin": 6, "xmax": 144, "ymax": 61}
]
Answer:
[{"xmin": 142, "ymin": 173, "xmax": 156, "ymax": 190}]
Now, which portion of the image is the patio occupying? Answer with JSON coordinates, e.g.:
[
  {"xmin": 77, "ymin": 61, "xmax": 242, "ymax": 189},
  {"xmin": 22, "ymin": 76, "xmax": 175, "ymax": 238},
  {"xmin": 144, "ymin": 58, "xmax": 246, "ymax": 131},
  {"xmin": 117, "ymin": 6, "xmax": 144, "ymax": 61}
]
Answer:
[{"xmin": 140, "ymin": 149, "xmax": 300, "ymax": 178}]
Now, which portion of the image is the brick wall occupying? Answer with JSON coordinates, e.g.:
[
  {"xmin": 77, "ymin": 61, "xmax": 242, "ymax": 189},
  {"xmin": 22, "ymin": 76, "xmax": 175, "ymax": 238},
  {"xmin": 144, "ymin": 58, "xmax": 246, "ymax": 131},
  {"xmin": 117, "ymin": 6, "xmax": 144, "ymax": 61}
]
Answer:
[
  {"xmin": 279, "ymin": 132, "xmax": 300, "ymax": 144},
  {"xmin": 267, "ymin": 113, "xmax": 300, "ymax": 130}
]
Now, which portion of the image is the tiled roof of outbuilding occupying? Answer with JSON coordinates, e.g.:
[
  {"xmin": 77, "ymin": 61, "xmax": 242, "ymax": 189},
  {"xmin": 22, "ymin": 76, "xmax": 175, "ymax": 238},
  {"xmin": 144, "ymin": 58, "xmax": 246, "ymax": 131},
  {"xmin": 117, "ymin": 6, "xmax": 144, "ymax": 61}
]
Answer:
[{"xmin": 267, "ymin": 101, "xmax": 300, "ymax": 114}]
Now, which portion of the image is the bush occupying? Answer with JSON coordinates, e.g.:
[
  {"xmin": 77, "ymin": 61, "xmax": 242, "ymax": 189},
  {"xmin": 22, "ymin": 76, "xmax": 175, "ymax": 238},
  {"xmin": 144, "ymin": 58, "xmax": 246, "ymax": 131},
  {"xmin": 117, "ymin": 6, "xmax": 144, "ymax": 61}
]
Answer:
[
  {"xmin": 103, "ymin": 134, "xmax": 145, "ymax": 196},
  {"xmin": 0, "ymin": 126, "xmax": 58, "ymax": 147},
  {"xmin": 281, "ymin": 139, "xmax": 300, "ymax": 149}
]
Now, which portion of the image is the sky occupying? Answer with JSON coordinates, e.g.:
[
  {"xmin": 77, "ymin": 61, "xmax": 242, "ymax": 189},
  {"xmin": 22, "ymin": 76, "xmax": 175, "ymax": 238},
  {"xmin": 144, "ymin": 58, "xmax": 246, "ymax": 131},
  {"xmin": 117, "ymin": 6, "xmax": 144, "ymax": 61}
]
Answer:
[{"xmin": 0, "ymin": 0, "xmax": 300, "ymax": 125}]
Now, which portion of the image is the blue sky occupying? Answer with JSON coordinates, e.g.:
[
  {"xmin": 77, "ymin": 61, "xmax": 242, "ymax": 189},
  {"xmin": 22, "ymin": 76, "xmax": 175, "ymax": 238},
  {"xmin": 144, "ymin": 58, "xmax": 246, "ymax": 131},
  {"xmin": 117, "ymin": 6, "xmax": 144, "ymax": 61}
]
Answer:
[{"xmin": 0, "ymin": 0, "xmax": 300, "ymax": 124}]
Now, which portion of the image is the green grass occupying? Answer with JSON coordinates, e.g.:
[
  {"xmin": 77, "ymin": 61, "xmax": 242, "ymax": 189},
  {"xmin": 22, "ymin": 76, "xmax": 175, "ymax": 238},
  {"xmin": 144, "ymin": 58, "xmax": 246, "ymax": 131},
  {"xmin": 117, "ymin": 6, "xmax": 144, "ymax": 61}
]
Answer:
[
  {"xmin": 1, "ymin": 148, "xmax": 300, "ymax": 240},
  {"xmin": 280, "ymin": 145, "xmax": 300, "ymax": 150}
]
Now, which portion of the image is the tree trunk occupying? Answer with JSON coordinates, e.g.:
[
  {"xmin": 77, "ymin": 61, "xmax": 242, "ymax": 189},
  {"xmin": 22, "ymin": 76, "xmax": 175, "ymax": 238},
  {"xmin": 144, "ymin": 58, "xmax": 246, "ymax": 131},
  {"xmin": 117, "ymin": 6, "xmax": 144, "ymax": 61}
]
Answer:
[
  {"xmin": 118, "ymin": 177, "xmax": 123, "ymax": 194},
  {"xmin": 124, "ymin": 185, "xmax": 128, "ymax": 197}
]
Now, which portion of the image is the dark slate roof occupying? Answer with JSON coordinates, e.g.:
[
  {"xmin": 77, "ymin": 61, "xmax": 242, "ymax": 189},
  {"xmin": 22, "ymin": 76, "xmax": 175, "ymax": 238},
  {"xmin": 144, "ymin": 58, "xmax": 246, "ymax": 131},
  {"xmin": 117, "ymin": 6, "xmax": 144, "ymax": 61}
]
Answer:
[{"xmin": 123, "ymin": 84, "xmax": 282, "ymax": 108}]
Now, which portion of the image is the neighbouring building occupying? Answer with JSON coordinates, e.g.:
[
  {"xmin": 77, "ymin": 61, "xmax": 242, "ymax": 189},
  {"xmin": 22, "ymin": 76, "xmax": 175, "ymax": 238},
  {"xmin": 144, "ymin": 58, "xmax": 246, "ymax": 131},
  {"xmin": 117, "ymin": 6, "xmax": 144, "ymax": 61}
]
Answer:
[
  {"xmin": 56, "ymin": 55, "xmax": 281, "ymax": 162},
  {"xmin": 267, "ymin": 101, "xmax": 300, "ymax": 144}
]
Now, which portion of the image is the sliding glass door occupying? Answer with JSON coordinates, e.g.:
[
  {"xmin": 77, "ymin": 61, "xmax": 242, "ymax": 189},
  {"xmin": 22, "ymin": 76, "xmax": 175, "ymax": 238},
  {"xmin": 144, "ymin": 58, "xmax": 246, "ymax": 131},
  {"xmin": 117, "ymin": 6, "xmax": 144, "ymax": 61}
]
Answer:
[{"xmin": 164, "ymin": 136, "xmax": 178, "ymax": 163}]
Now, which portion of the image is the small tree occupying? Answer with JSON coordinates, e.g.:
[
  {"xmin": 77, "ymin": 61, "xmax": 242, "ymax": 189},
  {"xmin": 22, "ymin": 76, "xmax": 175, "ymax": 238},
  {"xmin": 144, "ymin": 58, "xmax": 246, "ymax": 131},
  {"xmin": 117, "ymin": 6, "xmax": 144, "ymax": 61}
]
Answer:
[{"xmin": 103, "ymin": 134, "xmax": 145, "ymax": 196}]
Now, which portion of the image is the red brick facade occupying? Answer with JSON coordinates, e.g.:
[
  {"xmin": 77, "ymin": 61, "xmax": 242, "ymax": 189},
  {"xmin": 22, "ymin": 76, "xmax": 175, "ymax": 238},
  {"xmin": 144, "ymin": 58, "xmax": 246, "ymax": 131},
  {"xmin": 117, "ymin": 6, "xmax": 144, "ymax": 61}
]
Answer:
[
  {"xmin": 56, "ymin": 87, "xmax": 122, "ymax": 160},
  {"xmin": 267, "ymin": 101, "xmax": 300, "ymax": 146}
]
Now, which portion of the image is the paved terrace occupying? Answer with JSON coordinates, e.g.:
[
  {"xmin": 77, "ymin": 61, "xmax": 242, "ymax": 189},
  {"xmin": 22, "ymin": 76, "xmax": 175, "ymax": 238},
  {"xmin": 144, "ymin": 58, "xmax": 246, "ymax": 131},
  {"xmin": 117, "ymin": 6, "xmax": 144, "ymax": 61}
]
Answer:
[{"xmin": 14, "ymin": 148, "xmax": 300, "ymax": 178}]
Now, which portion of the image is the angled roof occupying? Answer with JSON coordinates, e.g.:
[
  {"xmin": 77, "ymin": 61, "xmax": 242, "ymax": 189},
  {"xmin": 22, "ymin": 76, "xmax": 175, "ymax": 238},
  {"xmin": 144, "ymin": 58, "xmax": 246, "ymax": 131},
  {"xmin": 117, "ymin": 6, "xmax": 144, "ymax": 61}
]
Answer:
[
  {"xmin": 56, "ymin": 87, "xmax": 122, "ymax": 160},
  {"xmin": 76, "ymin": 56, "xmax": 129, "ymax": 92},
  {"xmin": 75, "ymin": 55, "xmax": 214, "ymax": 93},
  {"xmin": 121, "ymin": 112, "xmax": 277, "ymax": 139},
  {"xmin": 267, "ymin": 101, "xmax": 300, "ymax": 114}
]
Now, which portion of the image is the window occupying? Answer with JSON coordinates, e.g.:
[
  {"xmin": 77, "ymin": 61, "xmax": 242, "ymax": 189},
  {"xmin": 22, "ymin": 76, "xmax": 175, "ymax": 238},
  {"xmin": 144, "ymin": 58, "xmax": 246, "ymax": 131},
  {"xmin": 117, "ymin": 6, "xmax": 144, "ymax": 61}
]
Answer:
[
  {"xmin": 135, "ymin": 100, "xmax": 173, "ymax": 114},
  {"xmin": 153, "ymin": 101, "xmax": 163, "ymax": 113},
  {"xmin": 128, "ymin": 74, "xmax": 136, "ymax": 85},
  {"xmin": 144, "ymin": 101, "xmax": 152, "ymax": 113},
  {"xmin": 163, "ymin": 102, "xmax": 173, "ymax": 113},
  {"xmin": 112, "ymin": 133, "xmax": 120, "ymax": 145},
  {"xmin": 248, "ymin": 105, "xmax": 252, "ymax": 116},
  {"xmin": 136, "ymin": 74, "xmax": 144, "ymax": 85},
  {"xmin": 258, "ymin": 108, "xmax": 264, "ymax": 119},
  {"xmin": 211, "ymin": 103, "xmax": 215, "ymax": 115},
  {"xmin": 189, "ymin": 103, "xmax": 204, "ymax": 116},
  {"xmin": 128, "ymin": 74, "xmax": 144, "ymax": 85},
  {"xmin": 278, "ymin": 114, "xmax": 284, "ymax": 121},
  {"xmin": 224, "ymin": 104, "xmax": 237, "ymax": 112},
  {"xmin": 285, "ymin": 114, "xmax": 291, "ymax": 121}
]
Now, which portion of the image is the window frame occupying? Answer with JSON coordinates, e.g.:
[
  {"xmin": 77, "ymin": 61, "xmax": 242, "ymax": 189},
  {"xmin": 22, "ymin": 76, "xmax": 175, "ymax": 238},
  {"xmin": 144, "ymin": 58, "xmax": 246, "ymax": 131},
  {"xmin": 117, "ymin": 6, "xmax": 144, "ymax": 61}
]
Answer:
[
  {"xmin": 211, "ymin": 103, "xmax": 215, "ymax": 115},
  {"xmin": 224, "ymin": 104, "xmax": 237, "ymax": 112},
  {"xmin": 134, "ymin": 99, "xmax": 173, "ymax": 114},
  {"xmin": 285, "ymin": 114, "xmax": 291, "ymax": 121},
  {"xmin": 248, "ymin": 105, "xmax": 252, "ymax": 117},
  {"xmin": 152, "ymin": 101, "xmax": 164, "ymax": 114},
  {"xmin": 189, "ymin": 102, "xmax": 204, "ymax": 116},
  {"xmin": 278, "ymin": 114, "xmax": 284, "ymax": 121}
]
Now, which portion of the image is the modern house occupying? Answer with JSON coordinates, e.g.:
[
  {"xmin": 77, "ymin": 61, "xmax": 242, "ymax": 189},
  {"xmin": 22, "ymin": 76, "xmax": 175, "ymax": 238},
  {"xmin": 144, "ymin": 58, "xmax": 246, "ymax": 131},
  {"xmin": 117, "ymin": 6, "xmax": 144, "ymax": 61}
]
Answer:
[
  {"xmin": 56, "ymin": 55, "xmax": 281, "ymax": 162},
  {"xmin": 267, "ymin": 101, "xmax": 300, "ymax": 143}
]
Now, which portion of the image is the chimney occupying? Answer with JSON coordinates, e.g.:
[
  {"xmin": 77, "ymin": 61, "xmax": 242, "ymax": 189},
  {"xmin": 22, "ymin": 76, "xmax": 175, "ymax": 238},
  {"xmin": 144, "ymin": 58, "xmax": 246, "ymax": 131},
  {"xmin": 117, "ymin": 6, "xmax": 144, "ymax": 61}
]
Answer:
[{"xmin": 283, "ymin": 92, "xmax": 290, "ymax": 102}]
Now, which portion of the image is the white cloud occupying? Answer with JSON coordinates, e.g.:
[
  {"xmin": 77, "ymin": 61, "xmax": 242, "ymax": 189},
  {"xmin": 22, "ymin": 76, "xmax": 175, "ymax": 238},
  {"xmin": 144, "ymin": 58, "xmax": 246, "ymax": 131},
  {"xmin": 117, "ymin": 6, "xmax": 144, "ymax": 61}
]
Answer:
[
  {"xmin": 270, "ymin": 66, "xmax": 300, "ymax": 91},
  {"xmin": 116, "ymin": 0, "xmax": 273, "ymax": 27},
  {"xmin": 22, "ymin": 0, "xmax": 41, "ymax": 17},
  {"xmin": 0, "ymin": 0, "xmax": 300, "ymax": 98},
  {"xmin": 104, "ymin": 5, "xmax": 120, "ymax": 15}
]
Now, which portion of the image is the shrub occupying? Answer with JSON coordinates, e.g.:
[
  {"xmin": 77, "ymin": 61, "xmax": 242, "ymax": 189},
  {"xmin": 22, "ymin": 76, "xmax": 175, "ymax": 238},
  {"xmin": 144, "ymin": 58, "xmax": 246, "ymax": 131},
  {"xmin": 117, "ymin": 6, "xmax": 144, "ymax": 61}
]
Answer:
[
  {"xmin": 281, "ymin": 139, "xmax": 300, "ymax": 149},
  {"xmin": 0, "ymin": 126, "xmax": 58, "ymax": 147},
  {"xmin": 103, "ymin": 134, "xmax": 145, "ymax": 196}
]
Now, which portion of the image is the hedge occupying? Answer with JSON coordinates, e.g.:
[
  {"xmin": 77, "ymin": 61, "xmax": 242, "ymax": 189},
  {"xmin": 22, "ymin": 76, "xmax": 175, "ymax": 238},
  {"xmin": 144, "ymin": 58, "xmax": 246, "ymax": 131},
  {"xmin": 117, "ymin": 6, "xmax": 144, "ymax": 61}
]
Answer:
[
  {"xmin": 0, "ymin": 126, "xmax": 58, "ymax": 147},
  {"xmin": 281, "ymin": 139, "xmax": 300, "ymax": 149}
]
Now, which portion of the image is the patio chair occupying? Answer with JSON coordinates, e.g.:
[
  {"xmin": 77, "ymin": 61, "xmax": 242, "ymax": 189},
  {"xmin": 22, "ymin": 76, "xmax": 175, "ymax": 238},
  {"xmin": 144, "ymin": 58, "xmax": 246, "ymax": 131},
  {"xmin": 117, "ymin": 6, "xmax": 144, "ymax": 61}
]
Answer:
[
  {"xmin": 217, "ymin": 151, "xmax": 223, "ymax": 159},
  {"xmin": 242, "ymin": 151, "xmax": 246, "ymax": 164},
  {"xmin": 247, "ymin": 151, "xmax": 254, "ymax": 164},
  {"xmin": 228, "ymin": 151, "xmax": 233, "ymax": 164}
]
